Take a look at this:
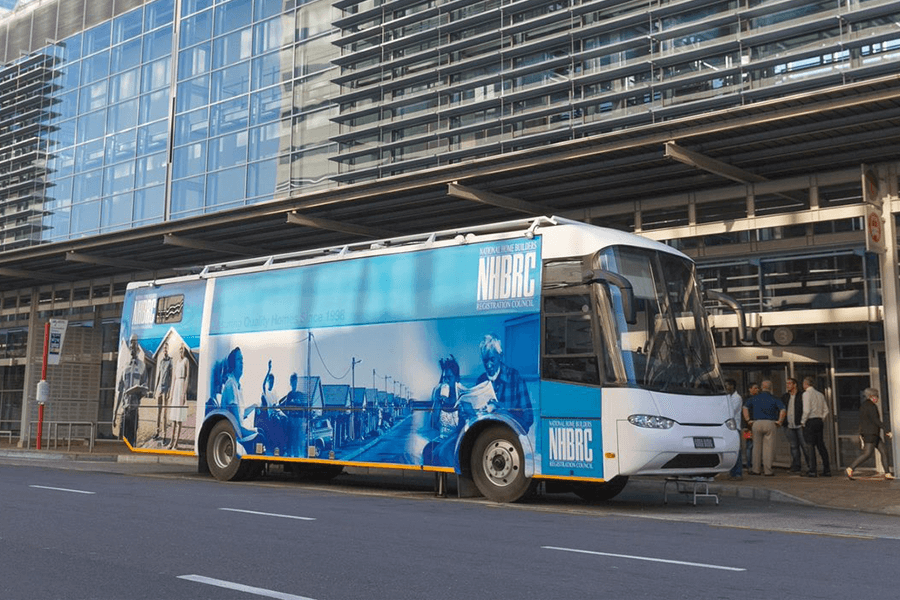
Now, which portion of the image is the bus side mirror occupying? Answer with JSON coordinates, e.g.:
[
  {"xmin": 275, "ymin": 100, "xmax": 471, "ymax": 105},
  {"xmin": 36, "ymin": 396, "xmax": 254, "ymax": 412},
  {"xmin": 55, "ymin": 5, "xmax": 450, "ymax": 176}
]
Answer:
[
  {"xmin": 706, "ymin": 290, "xmax": 749, "ymax": 342},
  {"xmin": 583, "ymin": 269, "xmax": 636, "ymax": 325}
]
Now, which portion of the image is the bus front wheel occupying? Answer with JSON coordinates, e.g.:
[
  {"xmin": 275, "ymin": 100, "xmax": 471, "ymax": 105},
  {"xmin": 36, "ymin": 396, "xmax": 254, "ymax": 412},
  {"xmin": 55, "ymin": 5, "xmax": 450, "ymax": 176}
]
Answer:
[
  {"xmin": 207, "ymin": 420, "xmax": 256, "ymax": 481},
  {"xmin": 471, "ymin": 426, "xmax": 533, "ymax": 503}
]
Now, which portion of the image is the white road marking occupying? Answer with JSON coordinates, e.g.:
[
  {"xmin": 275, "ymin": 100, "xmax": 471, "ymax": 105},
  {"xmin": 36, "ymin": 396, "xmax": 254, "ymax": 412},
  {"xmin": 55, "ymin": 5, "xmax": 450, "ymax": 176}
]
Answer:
[
  {"xmin": 29, "ymin": 485, "xmax": 95, "ymax": 495},
  {"xmin": 542, "ymin": 545, "xmax": 746, "ymax": 571},
  {"xmin": 178, "ymin": 575, "xmax": 317, "ymax": 600},
  {"xmin": 219, "ymin": 507, "xmax": 315, "ymax": 521}
]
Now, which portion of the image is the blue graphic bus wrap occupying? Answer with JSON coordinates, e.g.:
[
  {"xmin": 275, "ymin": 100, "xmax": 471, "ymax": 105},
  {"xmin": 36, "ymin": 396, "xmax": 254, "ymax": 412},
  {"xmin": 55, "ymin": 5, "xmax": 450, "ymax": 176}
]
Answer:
[{"xmin": 116, "ymin": 217, "xmax": 740, "ymax": 502}]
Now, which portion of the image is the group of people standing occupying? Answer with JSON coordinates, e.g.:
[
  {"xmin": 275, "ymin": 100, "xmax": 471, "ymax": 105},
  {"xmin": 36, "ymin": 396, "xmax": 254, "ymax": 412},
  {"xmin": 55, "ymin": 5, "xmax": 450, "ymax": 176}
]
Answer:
[{"xmin": 725, "ymin": 376, "xmax": 893, "ymax": 480}]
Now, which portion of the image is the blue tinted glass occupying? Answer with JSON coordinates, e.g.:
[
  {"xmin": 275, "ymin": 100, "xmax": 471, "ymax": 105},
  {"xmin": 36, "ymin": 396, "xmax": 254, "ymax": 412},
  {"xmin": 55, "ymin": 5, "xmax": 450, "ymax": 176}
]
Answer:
[
  {"xmin": 247, "ymin": 158, "xmax": 277, "ymax": 199},
  {"xmin": 108, "ymin": 68, "xmax": 140, "ymax": 102},
  {"xmin": 138, "ymin": 120, "xmax": 170, "ymax": 156},
  {"xmin": 106, "ymin": 130, "xmax": 137, "ymax": 164},
  {"xmin": 253, "ymin": 17, "xmax": 282, "ymax": 54},
  {"xmin": 134, "ymin": 185, "xmax": 165, "ymax": 223},
  {"xmin": 81, "ymin": 51, "xmax": 110, "ymax": 84},
  {"xmin": 74, "ymin": 170, "xmax": 103, "ymax": 202},
  {"xmin": 58, "ymin": 62, "xmax": 81, "ymax": 90},
  {"xmin": 251, "ymin": 51, "xmax": 282, "ymax": 91},
  {"xmin": 103, "ymin": 162, "xmax": 136, "ymax": 196},
  {"xmin": 213, "ymin": 28, "xmax": 251, "ymax": 69},
  {"xmin": 255, "ymin": 0, "xmax": 283, "ymax": 21},
  {"xmin": 145, "ymin": 0, "xmax": 175, "ymax": 30},
  {"xmin": 215, "ymin": 0, "xmax": 253, "ymax": 36},
  {"xmin": 57, "ymin": 119, "xmax": 77, "ymax": 148},
  {"xmin": 108, "ymin": 99, "xmax": 139, "ymax": 132},
  {"xmin": 63, "ymin": 34, "xmax": 82, "ymax": 62},
  {"xmin": 77, "ymin": 109, "xmax": 107, "ymax": 142},
  {"xmin": 101, "ymin": 193, "xmax": 134, "ymax": 231},
  {"xmin": 79, "ymin": 80, "xmax": 108, "ymax": 113},
  {"xmin": 251, "ymin": 86, "xmax": 287, "ymax": 126},
  {"xmin": 175, "ymin": 108, "xmax": 209, "ymax": 145},
  {"xmin": 178, "ymin": 43, "xmax": 211, "ymax": 81},
  {"xmin": 111, "ymin": 38, "xmax": 142, "ymax": 73},
  {"xmin": 181, "ymin": 10, "xmax": 213, "ymax": 47},
  {"xmin": 113, "ymin": 9, "xmax": 143, "ymax": 44},
  {"xmin": 143, "ymin": 27, "xmax": 173, "ymax": 62},
  {"xmin": 55, "ymin": 90, "xmax": 78, "ymax": 120},
  {"xmin": 183, "ymin": 0, "xmax": 213, "ymax": 17},
  {"xmin": 75, "ymin": 139, "xmax": 105, "ymax": 171},
  {"xmin": 135, "ymin": 152, "xmax": 168, "ymax": 187},
  {"xmin": 139, "ymin": 90, "xmax": 169, "ymax": 124},
  {"xmin": 176, "ymin": 76, "xmax": 210, "ymax": 113},
  {"xmin": 172, "ymin": 176, "xmax": 205, "ymax": 216},
  {"xmin": 173, "ymin": 142, "xmax": 207, "ymax": 179},
  {"xmin": 54, "ymin": 146, "xmax": 76, "ymax": 178},
  {"xmin": 248, "ymin": 121, "xmax": 283, "ymax": 160},
  {"xmin": 71, "ymin": 200, "xmax": 101, "ymax": 235},
  {"xmin": 211, "ymin": 63, "xmax": 249, "ymax": 102},
  {"xmin": 210, "ymin": 95, "xmax": 249, "ymax": 136},
  {"xmin": 48, "ymin": 176, "xmax": 73, "ymax": 205},
  {"xmin": 206, "ymin": 165, "xmax": 246, "ymax": 207},
  {"xmin": 141, "ymin": 57, "xmax": 171, "ymax": 92},
  {"xmin": 44, "ymin": 206, "xmax": 72, "ymax": 241},
  {"xmin": 83, "ymin": 22, "xmax": 111, "ymax": 55},
  {"xmin": 207, "ymin": 131, "xmax": 248, "ymax": 170}
]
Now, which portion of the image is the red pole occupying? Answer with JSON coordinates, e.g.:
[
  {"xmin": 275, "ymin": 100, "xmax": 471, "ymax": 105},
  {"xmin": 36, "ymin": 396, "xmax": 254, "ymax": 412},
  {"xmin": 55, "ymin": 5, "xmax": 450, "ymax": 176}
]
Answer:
[{"xmin": 37, "ymin": 322, "xmax": 50, "ymax": 450}]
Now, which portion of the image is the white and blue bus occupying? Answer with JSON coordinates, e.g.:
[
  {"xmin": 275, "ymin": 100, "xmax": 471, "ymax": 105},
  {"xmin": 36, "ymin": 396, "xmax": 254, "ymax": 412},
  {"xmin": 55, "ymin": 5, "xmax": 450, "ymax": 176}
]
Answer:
[{"xmin": 114, "ymin": 216, "xmax": 739, "ymax": 502}]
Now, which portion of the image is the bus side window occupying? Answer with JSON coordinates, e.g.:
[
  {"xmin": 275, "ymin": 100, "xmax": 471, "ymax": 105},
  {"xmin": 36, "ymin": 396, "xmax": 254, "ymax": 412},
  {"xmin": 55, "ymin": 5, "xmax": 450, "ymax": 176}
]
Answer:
[{"xmin": 542, "ymin": 294, "xmax": 601, "ymax": 385}]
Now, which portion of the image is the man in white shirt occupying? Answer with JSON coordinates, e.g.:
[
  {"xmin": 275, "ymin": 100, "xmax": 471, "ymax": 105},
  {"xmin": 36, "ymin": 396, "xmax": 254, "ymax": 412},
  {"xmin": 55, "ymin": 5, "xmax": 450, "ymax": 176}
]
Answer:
[
  {"xmin": 725, "ymin": 378, "xmax": 743, "ymax": 480},
  {"xmin": 801, "ymin": 377, "xmax": 832, "ymax": 477}
]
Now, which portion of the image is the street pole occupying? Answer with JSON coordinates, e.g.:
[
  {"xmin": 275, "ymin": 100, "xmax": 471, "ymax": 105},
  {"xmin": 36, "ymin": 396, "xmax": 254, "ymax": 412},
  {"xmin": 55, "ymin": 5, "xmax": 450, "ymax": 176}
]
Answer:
[{"xmin": 36, "ymin": 322, "xmax": 50, "ymax": 450}]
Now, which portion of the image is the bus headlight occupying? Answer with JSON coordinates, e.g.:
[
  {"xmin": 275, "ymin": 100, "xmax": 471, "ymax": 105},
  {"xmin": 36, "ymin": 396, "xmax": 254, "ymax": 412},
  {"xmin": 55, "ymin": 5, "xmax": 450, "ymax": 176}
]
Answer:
[
  {"xmin": 628, "ymin": 415, "xmax": 675, "ymax": 429},
  {"xmin": 725, "ymin": 418, "xmax": 737, "ymax": 430}
]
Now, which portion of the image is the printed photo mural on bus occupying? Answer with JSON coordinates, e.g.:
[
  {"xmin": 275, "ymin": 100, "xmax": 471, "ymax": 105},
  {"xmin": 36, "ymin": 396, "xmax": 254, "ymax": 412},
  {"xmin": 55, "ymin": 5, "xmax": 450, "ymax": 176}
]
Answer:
[
  {"xmin": 115, "ymin": 280, "xmax": 205, "ymax": 450},
  {"xmin": 201, "ymin": 314, "xmax": 540, "ymax": 469}
]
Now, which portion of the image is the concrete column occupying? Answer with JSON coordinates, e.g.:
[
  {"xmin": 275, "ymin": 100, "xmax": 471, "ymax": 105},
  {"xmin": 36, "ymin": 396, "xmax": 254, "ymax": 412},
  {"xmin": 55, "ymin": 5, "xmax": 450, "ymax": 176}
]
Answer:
[
  {"xmin": 877, "ymin": 162, "xmax": 900, "ymax": 469},
  {"xmin": 18, "ymin": 289, "xmax": 40, "ymax": 448}
]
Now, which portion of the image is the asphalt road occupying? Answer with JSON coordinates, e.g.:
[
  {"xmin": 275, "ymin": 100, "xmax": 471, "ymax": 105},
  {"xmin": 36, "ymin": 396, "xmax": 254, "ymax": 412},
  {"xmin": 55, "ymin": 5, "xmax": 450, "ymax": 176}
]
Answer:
[{"xmin": 1, "ymin": 460, "xmax": 898, "ymax": 600}]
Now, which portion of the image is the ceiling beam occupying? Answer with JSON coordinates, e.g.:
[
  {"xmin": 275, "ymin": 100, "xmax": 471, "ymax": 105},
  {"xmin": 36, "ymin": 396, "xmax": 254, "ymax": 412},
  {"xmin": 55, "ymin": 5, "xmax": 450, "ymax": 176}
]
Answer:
[
  {"xmin": 664, "ymin": 141, "xmax": 768, "ymax": 184},
  {"xmin": 163, "ymin": 233, "xmax": 259, "ymax": 257},
  {"xmin": 286, "ymin": 212, "xmax": 398, "ymax": 238},
  {"xmin": 65, "ymin": 251, "xmax": 151, "ymax": 271},
  {"xmin": 447, "ymin": 182, "xmax": 554, "ymax": 215},
  {"xmin": 0, "ymin": 267, "xmax": 73, "ymax": 282}
]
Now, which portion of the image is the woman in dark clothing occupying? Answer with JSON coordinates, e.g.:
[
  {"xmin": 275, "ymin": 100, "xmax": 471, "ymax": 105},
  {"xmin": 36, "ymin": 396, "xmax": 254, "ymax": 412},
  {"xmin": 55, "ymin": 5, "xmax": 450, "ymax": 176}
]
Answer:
[{"xmin": 846, "ymin": 387, "xmax": 895, "ymax": 480}]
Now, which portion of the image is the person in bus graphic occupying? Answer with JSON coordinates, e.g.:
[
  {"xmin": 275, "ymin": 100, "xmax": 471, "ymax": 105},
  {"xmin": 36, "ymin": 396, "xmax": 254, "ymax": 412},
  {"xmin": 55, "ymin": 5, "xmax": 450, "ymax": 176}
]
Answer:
[
  {"xmin": 218, "ymin": 347, "xmax": 256, "ymax": 445},
  {"xmin": 167, "ymin": 345, "xmax": 190, "ymax": 450},
  {"xmin": 114, "ymin": 335, "xmax": 148, "ymax": 445},
  {"xmin": 250, "ymin": 360, "xmax": 287, "ymax": 454},
  {"xmin": 476, "ymin": 334, "xmax": 533, "ymax": 434},
  {"xmin": 153, "ymin": 343, "xmax": 172, "ymax": 442}
]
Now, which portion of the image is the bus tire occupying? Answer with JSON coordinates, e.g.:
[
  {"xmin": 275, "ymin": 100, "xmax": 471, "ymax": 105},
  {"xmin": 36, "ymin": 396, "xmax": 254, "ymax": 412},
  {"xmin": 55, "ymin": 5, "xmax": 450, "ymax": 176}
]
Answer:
[
  {"xmin": 471, "ymin": 426, "xmax": 532, "ymax": 503},
  {"xmin": 572, "ymin": 476, "xmax": 629, "ymax": 502},
  {"xmin": 207, "ymin": 420, "xmax": 254, "ymax": 481}
]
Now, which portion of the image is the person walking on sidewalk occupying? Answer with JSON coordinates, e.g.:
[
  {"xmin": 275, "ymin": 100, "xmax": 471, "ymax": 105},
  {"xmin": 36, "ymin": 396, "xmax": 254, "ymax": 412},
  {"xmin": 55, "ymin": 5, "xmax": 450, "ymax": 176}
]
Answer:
[
  {"xmin": 743, "ymin": 380, "xmax": 786, "ymax": 476},
  {"xmin": 725, "ymin": 378, "xmax": 744, "ymax": 480},
  {"xmin": 846, "ymin": 387, "xmax": 895, "ymax": 480},
  {"xmin": 781, "ymin": 378, "xmax": 809, "ymax": 473},
  {"xmin": 801, "ymin": 376, "xmax": 832, "ymax": 477}
]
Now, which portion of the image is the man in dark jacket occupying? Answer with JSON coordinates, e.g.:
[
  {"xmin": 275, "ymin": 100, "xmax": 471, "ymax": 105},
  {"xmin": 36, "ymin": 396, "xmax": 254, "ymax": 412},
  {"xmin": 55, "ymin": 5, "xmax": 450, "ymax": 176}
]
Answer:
[{"xmin": 846, "ymin": 388, "xmax": 894, "ymax": 480}]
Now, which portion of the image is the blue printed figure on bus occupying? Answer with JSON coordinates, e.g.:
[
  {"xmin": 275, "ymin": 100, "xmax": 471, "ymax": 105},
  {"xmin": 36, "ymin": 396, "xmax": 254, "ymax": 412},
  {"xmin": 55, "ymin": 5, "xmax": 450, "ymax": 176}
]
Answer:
[{"xmin": 474, "ymin": 333, "xmax": 533, "ymax": 434}]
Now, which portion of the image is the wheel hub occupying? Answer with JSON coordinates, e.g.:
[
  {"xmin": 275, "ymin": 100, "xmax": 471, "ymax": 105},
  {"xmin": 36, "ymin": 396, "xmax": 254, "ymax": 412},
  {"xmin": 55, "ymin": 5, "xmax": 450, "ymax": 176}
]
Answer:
[{"xmin": 483, "ymin": 440, "xmax": 520, "ymax": 487}]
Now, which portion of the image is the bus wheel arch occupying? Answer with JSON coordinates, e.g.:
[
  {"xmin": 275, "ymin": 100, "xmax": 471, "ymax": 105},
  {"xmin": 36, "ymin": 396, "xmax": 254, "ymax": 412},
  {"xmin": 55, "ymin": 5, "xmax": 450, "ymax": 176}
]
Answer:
[{"xmin": 467, "ymin": 423, "xmax": 535, "ymax": 503}]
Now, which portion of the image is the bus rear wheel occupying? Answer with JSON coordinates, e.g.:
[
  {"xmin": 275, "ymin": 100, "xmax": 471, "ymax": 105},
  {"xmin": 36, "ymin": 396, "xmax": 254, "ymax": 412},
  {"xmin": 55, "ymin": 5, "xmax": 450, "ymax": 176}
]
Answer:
[
  {"xmin": 471, "ymin": 426, "xmax": 533, "ymax": 503},
  {"xmin": 207, "ymin": 420, "xmax": 257, "ymax": 481}
]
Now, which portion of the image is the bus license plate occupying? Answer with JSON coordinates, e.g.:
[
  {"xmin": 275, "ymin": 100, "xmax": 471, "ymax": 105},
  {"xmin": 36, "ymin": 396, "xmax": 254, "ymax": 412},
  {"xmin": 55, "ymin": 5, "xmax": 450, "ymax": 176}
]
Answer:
[{"xmin": 693, "ymin": 437, "xmax": 714, "ymax": 449}]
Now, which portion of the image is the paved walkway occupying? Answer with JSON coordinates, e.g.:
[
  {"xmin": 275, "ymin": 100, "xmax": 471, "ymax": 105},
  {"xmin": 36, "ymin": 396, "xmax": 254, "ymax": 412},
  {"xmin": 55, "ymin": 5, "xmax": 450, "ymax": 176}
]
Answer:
[{"xmin": 2, "ymin": 439, "xmax": 898, "ymax": 515}]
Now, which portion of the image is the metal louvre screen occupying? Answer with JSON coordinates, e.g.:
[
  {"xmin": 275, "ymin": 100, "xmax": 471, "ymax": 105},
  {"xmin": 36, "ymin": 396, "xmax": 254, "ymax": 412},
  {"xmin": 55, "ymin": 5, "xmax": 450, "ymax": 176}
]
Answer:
[
  {"xmin": 113, "ymin": 0, "xmax": 146, "ymax": 18},
  {"xmin": 0, "ymin": 23, "xmax": 7, "ymax": 64},
  {"xmin": 84, "ymin": 0, "xmax": 114, "ymax": 30},
  {"xmin": 5, "ymin": 12, "xmax": 31, "ymax": 60},
  {"xmin": 57, "ymin": 0, "xmax": 86, "ymax": 41},
  {"xmin": 31, "ymin": 2, "xmax": 58, "ymax": 49}
]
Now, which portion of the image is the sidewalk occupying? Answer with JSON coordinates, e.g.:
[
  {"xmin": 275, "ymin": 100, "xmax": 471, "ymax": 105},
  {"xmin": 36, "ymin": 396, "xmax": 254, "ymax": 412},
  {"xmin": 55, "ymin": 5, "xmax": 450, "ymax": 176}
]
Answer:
[{"xmin": 2, "ymin": 439, "xmax": 898, "ymax": 515}]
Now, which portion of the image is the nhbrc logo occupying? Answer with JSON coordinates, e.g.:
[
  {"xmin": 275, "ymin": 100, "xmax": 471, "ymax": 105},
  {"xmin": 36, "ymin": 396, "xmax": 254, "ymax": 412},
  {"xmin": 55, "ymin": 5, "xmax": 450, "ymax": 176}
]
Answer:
[
  {"xmin": 548, "ymin": 420, "xmax": 595, "ymax": 468},
  {"xmin": 476, "ymin": 243, "xmax": 537, "ymax": 310},
  {"xmin": 132, "ymin": 297, "xmax": 157, "ymax": 326}
]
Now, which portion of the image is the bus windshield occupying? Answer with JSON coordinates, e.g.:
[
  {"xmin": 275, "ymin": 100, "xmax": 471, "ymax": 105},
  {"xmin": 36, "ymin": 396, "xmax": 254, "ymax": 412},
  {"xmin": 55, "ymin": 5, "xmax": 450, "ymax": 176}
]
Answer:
[{"xmin": 599, "ymin": 246, "xmax": 724, "ymax": 395}]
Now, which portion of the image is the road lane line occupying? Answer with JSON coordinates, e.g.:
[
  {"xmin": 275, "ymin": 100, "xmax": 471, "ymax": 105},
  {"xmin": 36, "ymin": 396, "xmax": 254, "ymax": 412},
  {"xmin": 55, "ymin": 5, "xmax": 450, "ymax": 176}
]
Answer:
[
  {"xmin": 542, "ymin": 546, "xmax": 746, "ymax": 571},
  {"xmin": 219, "ymin": 507, "xmax": 315, "ymax": 521},
  {"xmin": 178, "ymin": 575, "xmax": 317, "ymax": 600},
  {"xmin": 29, "ymin": 485, "xmax": 95, "ymax": 495}
]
